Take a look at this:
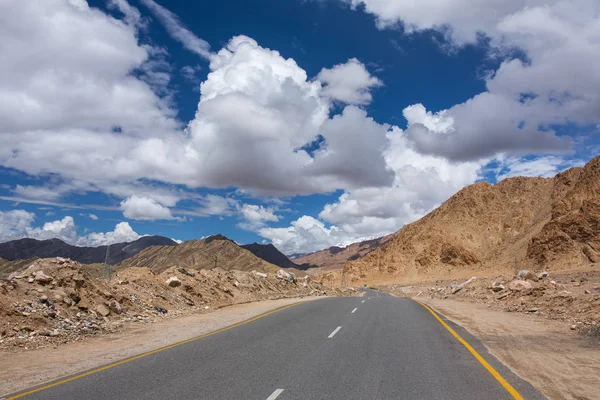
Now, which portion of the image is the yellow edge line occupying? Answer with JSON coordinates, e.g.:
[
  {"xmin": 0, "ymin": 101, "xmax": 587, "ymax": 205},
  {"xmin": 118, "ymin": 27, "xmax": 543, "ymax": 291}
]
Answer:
[
  {"xmin": 5, "ymin": 302, "xmax": 304, "ymax": 399},
  {"xmin": 413, "ymin": 299, "xmax": 524, "ymax": 400}
]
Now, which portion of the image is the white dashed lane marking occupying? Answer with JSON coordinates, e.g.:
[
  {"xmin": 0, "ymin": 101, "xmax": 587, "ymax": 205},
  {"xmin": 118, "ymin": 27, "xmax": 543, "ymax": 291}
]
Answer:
[
  {"xmin": 351, "ymin": 308, "xmax": 357, "ymax": 313},
  {"xmin": 266, "ymin": 389, "xmax": 284, "ymax": 400},
  {"xmin": 328, "ymin": 326, "xmax": 342, "ymax": 339}
]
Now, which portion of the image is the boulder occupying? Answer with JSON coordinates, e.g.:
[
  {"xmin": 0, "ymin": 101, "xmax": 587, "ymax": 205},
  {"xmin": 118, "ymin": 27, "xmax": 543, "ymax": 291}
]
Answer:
[
  {"xmin": 34, "ymin": 270, "xmax": 53, "ymax": 284},
  {"xmin": 165, "ymin": 276, "xmax": 182, "ymax": 288},
  {"xmin": 537, "ymin": 271, "xmax": 549, "ymax": 280},
  {"xmin": 508, "ymin": 280, "xmax": 533, "ymax": 291},
  {"xmin": 516, "ymin": 270, "xmax": 538, "ymax": 281},
  {"xmin": 276, "ymin": 269, "xmax": 296, "ymax": 282},
  {"xmin": 252, "ymin": 271, "xmax": 267, "ymax": 278}
]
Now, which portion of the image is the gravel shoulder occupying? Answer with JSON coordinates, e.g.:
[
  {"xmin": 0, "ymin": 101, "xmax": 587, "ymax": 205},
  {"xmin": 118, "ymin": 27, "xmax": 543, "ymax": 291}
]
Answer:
[
  {"xmin": 421, "ymin": 298, "xmax": 600, "ymax": 400},
  {"xmin": 0, "ymin": 296, "xmax": 321, "ymax": 396}
]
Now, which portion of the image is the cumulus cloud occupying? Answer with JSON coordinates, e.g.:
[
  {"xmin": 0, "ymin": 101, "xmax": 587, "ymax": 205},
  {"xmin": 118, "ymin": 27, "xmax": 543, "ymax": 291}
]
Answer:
[
  {"xmin": 258, "ymin": 216, "xmax": 348, "ymax": 255},
  {"xmin": 85, "ymin": 221, "xmax": 140, "ymax": 246},
  {"xmin": 120, "ymin": 195, "xmax": 174, "ymax": 220},
  {"xmin": 0, "ymin": 3, "xmax": 394, "ymax": 203},
  {"xmin": 317, "ymin": 58, "xmax": 382, "ymax": 105},
  {"xmin": 0, "ymin": 210, "xmax": 37, "ymax": 243},
  {"xmin": 259, "ymin": 127, "xmax": 486, "ymax": 253},
  {"xmin": 0, "ymin": 210, "xmax": 140, "ymax": 246},
  {"xmin": 345, "ymin": 0, "xmax": 599, "ymax": 161},
  {"xmin": 241, "ymin": 204, "xmax": 279, "ymax": 224}
]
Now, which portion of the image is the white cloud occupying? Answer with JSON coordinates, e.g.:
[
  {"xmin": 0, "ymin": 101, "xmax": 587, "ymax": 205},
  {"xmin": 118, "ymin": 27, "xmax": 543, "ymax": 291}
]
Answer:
[
  {"xmin": 88, "ymin": 213, "xmax": 99, "ymax": 220},
  {"xmin": 258, "ymin": 216, "xmax": 348, "ymax": 255},
  {"xmin": 240, "ymin": 204, "xmax": 279, "ymax": 224},
  {"xmin": 317, "ymin": 58, "xmax": 382, "ymax": 105},
  {"xmin": 259, "ymin": 127, "xmax": 486, "ymax": 253},
  {"xmin": 120, "ymin": 195, "xmax": 174, "ymax": 220},
  {"xmin": 13, "ymin": 185, "xmax": 64, "ymax": 201},
  {"xmin": 0, "ymin": 210, "xmax": 37, "ymax": 243},
  {"xmin": 181, "ymin": 65, "xmax": 202, "ymax": 84},
  {"xmin": 345, "ymin": 0, "xmax": 599, "ymax": 161},
  {"xmin": 0, "ymin": 3, "xmax": 394, "ymax": 202},
  {"xmin": 108, "ymin": 0, "xmax": 145, "ymax": 29},
  {"xmin": 0, "ymin": 210, "xmax": 140, "ymax": 246},
  {"xmin": 85, "ymin": 221, "xmax": 140, "ymax": 246},
  {"xmin": 140, "ymin": 0, "xmax": 212, "ymax": 59},
  {"xmin": 493, "ymin": 155, "xmax": 586, "ymax": 181}
]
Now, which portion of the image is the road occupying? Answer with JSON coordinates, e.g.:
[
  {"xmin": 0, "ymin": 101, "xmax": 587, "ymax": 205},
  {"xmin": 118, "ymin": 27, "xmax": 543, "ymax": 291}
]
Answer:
[{"xmin": 6, "ymin": 290, "xmax": 544, "ymax": 400}]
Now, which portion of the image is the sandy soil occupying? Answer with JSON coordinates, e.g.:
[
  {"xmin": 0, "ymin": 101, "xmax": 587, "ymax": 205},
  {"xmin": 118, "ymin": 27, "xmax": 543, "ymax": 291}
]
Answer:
[
  {"xmin": 0, "ymin": 296, "xmax": 321, "ymax": 397},
  {"xmin": 421, "ymin": 298, "xmax": 600, "ymax": 400}
]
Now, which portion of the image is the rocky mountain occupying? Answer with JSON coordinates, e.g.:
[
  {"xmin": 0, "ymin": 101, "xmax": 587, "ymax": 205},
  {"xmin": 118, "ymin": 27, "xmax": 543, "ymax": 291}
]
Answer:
[
  {"xmin": 117, "ymin": 234, "xmax": 281, "ymax": 274},
  {"xmin": 292, "ymin": 235, "xmax": 393, "ymax": 272},
  {"xmin": 240, "ymin": 243, "xmax": 309, "ymax": 270},
  {"xmin": 0, "ymin": 236, "xmax": 177, "ymax": 265},
  {"xmin": 343, "ymin": 156, "xmax": 600, "ymax": 286}
]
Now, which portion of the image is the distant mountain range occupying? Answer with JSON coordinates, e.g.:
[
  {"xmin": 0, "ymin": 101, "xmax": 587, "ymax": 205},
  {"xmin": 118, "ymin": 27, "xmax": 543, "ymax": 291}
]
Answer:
[
  {"xmin": 0, "ymin": 236, "xmax": 177, "ymax": 265},
  {"xmin": 291, "ymin": 235, "xmax": 393, "ymax": 272},
  {"xmin": 118, "ymin": 234, "xmax": 285, "ymax": 274},
  {"xmin": 241, "ymin": 243, "xmax": 311, "ymax": 270},
  {"xmin": 0, "ymin": 231, "xmax": 392, "ymax": 278}
]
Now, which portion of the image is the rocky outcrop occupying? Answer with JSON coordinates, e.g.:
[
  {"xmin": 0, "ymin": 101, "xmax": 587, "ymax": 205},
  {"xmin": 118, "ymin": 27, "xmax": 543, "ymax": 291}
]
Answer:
[{"xmin": 342, "ymin": 156, "xmax": 600, "ymax": 286}]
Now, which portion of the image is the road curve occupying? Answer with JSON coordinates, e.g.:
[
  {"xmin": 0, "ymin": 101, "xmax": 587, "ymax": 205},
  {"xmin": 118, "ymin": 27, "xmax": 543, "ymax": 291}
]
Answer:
[{"xmin": 5, "ymin": 290, "xmax": 545, "ymax": 400}]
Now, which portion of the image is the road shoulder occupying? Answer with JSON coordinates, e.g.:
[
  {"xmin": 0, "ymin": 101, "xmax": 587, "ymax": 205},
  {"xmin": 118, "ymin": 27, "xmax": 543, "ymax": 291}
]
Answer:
[
  {"xmin": 0, "ymin": 296, "xmax": 321, "ymax": 396},
  {"xmin": 421, "ymin": 298, "xmax": 600, "ymax": 400}
]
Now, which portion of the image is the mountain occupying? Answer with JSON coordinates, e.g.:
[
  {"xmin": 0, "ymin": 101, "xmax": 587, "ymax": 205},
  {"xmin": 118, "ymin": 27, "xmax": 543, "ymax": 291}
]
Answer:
[
  {"xmin": 117, "ymin": 234, "xmax": 281, "ymax": 274},
  {"xmin": 292, "ymin": 235, "xmax": 393, "ymax": 272},
  {"xmin": 240, "ymin": 243, "xmax": 309, "ymax": 270},
  {"xmin": 0, "ymin": 236, "xmax": 177, "ymax": 265},
  {"xmin": 343, "ymin": 156, "xmax": 600, "ymax": 286}
]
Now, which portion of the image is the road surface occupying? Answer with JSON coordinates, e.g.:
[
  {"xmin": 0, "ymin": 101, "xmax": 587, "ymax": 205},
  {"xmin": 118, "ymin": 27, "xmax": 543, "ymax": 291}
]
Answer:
[{"xmin": 5, "ymin": 290, "xmax": 544, "ymax": 399}]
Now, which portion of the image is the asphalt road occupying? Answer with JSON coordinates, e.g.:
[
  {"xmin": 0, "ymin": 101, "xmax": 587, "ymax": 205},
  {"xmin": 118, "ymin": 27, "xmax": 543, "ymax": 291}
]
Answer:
[{"xmin": 7, "ymin": 290, "xmax": 545, "ymax": 400}]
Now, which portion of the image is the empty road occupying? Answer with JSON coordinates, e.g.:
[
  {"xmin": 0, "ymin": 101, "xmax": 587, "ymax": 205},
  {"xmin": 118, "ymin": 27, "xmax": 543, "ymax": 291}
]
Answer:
[{"xmin": 5, "ymin": 290, "xmax": 544, "ymax": 399}]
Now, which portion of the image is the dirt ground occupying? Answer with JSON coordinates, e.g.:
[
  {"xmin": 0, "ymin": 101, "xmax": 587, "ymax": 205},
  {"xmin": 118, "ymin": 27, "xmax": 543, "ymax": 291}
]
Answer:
[
  {"xmin": 0, "ymin": 296, "xmax": 321, "ymax": 397},
  {"xmin": 421, "ymin": 298, "xmax": 600, "ymax": 400}
]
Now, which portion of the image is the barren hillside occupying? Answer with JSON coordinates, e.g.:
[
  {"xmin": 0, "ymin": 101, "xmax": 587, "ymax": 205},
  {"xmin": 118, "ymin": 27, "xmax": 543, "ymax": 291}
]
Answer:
[
  {"xmin": 241, "ymin": 243, "xmax": 307, "ymax": 270},
  {"xmin": 343, "ymin": 156, "xmax": 600, "ymax": 286},
  {"xmin": 0, "ymin": 236, "xmax": 177, "ymax": 265},
  {"xmin": 292, "ymin": 235, "xmax": 393, "ymax": 272},
  {"xmin": 117, "ymin": 234, "xmax": 280, "ymax": 274}
]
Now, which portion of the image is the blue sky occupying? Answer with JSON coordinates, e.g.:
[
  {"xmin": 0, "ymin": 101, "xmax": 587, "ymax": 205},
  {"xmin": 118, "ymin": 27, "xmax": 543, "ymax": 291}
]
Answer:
[{"xmin": 0, "ymin": 0, "xmax": 598, "ymax": 254}]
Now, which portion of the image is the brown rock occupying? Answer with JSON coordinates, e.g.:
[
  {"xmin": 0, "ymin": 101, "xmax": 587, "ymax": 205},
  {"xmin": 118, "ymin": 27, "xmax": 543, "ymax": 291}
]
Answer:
[
  {"xmin": 508, "ymin": 280, "xmax": 533, "ymax": 291},
  {"xmin": 34, "ymin": 271, "xmax": 53, "ymax": 284},
  {"xmin": 517, "ymin": 270, "xmax": 538, "ymax": 281},
  {"xmin": 165, "ymin": 276, "xmax": 182, "ymax": 287},
  {"xmin": 95, "ymin": 304, "xmax": 110, "ymax": 317}
]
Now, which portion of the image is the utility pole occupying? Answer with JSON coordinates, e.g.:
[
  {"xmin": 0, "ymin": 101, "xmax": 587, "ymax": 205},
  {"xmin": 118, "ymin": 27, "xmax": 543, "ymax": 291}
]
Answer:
[{"xmin": 103, "ymin": 245, "xmax": 111, "ymax": 281}]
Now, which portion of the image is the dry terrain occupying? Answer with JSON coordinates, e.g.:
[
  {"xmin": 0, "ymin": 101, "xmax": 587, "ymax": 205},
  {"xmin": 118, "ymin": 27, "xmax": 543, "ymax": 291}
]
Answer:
[
  {"xmin": 0, "ymin": 257, "xmax": 347, "ymax": 353},
  {"xmin": 0, "ymin": 296, "xmax": 322, "ymax": 396},
  {"xmin": 293, "ymin": 234, "xmax": 392, "ymax": 273},
  {"xmin": 343, "ymin": 156, "xmax": 599, "ymax": 286}
]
